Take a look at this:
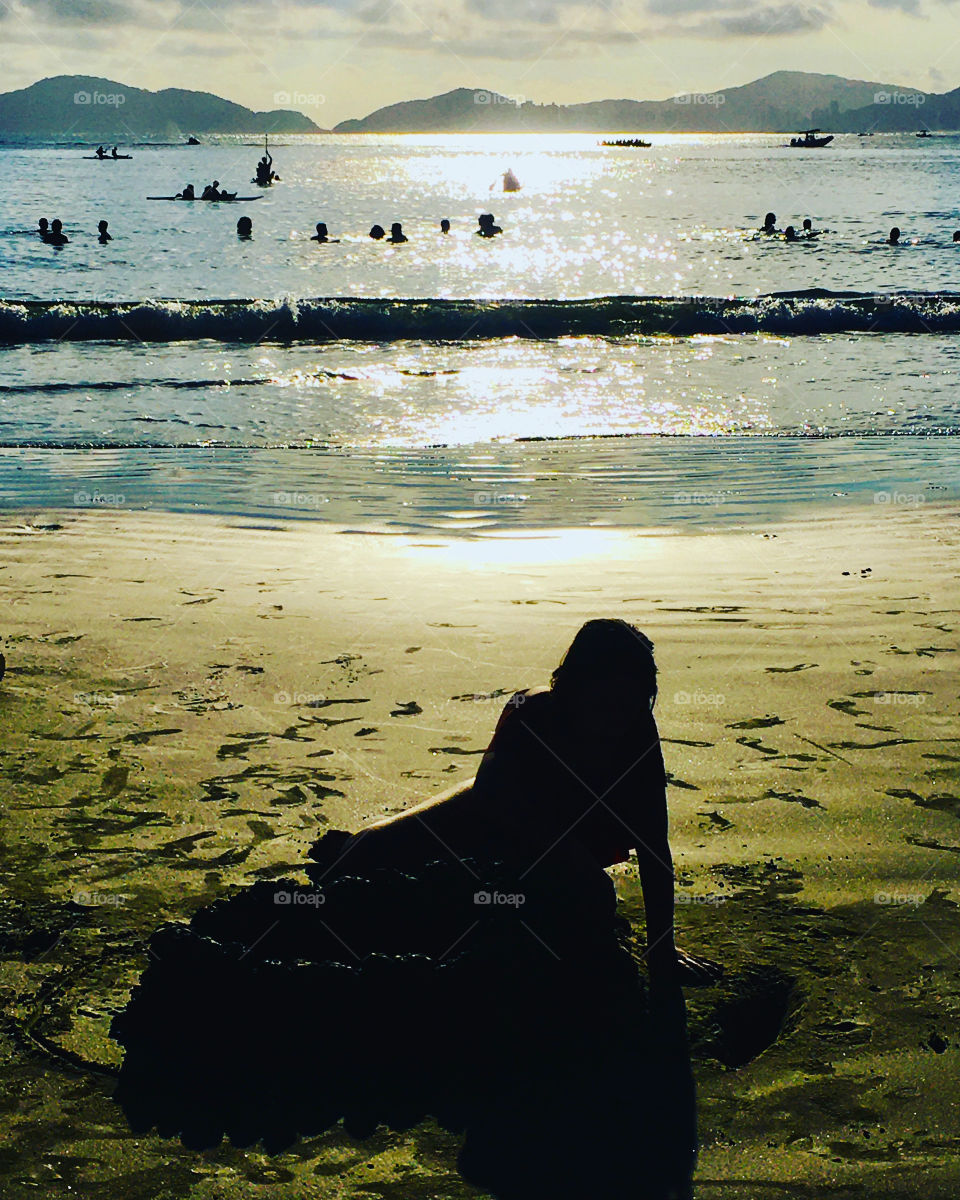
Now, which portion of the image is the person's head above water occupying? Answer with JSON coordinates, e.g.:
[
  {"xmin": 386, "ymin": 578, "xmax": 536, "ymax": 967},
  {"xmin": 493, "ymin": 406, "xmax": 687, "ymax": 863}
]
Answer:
[
  {"xmin": 440, "ymin": 218, "xmax": 451, "ymax": 234},
  {"xmin": 889, "ymin": 226, "xmax": 901, "ymax": 244},
  {"xmin": 550, "ymin": 619, "xmax": 658, "ymax": 716},
  {"xmin": 784, "ymin": 225, "xmax": 798, "ymax": 241},
  {"xmin": 953, "ymin": 231, "xmax": 960, "ymax": 243},
  {"xmin": 98, "ymin": 220, "xmax": 108, "ymax": 231},
  {"xmin": 762, "ymin": 212, "xmax": 776, "ymax": 229},
  {"xmin": 389, "ymin": 222, "xmax": 407, "ymax": 242},
  {"xmin": 802, "ymin": 218, "xmax": 812, "ymax": 231},
  {"xmin": 316, "ymin": 222, "xmax": 328, "ymax": 237},
  {"xmin": 51, "ymin": 219, "xmax": 63, "ymax": 232},
  {"xmin": 236, "ymin": 216, "xmax": 253, "ymax": 238},
  {"xmin": 369, "ymin": 224, "xmax": 385, "ymax": 240},
  {"xmin": 38, "ymin": 218, "xmax": 48, "ymax": 231}
]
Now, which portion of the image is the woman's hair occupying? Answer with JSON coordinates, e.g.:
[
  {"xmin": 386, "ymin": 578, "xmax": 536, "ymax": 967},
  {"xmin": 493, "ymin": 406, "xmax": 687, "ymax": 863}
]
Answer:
[{"xmin": 550, "ymin": 619, "xmax": 657, "ymax": 699}]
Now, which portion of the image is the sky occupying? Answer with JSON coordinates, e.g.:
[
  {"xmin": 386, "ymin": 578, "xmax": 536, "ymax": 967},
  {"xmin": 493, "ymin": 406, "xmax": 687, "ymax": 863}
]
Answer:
[{"xmin": 0, "ymin": 0, "xmax": 957, "ymax": 125}]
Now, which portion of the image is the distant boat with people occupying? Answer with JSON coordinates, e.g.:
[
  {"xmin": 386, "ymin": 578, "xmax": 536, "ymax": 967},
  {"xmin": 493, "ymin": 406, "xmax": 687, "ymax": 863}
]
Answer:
[
  {"xmin": 916, "ymin": 129, "xmax": 934, "ymax": 139},
  {"xmin": 787, "ymin": 129, "xmax": 834, "ymax": 148},
  {"xmin": 600, "ymin": 138, "xmax": 651, "ymax": 148}
]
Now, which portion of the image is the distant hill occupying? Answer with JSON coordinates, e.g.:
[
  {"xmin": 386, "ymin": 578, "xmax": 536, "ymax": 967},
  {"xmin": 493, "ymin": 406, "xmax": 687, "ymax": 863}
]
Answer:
[
  {"xmin": 334, "ymin": 72, "xmax": 933, "ymax": 134},
  {"xmin": 0, "ymin": 76, "xmax": 323, "ymax": 139}
]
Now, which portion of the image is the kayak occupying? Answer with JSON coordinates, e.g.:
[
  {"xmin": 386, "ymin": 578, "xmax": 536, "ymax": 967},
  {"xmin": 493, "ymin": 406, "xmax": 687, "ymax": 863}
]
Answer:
[
  {"xmin": 84, "ymin": 154, "xmax": 133, "ymax": 160},
  {"xmin": 146, "ymin": 195, "xmax": 263, "ymax": 202}
]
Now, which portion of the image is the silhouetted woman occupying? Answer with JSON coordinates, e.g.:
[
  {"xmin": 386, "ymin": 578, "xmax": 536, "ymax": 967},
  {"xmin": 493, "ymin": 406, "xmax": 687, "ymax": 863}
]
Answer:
[{"xmin": 112, "ymin": 620, "xmax": 706, "ymax": 1194}]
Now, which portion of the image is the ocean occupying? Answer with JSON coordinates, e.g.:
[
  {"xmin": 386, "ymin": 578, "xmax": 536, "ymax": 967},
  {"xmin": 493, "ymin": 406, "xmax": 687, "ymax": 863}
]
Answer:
[{"xmin": 2, "ymin": 132, "xmax": 959, "ymax": 527}]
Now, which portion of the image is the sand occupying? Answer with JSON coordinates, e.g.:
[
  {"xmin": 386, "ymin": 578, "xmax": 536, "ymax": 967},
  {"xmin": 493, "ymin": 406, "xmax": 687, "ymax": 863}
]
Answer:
[{"xmin": 1, "ymin": 504, "xmax": 959, "ymax": 1198}]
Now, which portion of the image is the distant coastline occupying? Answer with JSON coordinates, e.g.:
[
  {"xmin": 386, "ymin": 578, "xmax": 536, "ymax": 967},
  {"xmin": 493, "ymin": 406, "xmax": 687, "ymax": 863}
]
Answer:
[{"xmin": 1, "ymin": 70, "xmax": 957, "ymax": 138}]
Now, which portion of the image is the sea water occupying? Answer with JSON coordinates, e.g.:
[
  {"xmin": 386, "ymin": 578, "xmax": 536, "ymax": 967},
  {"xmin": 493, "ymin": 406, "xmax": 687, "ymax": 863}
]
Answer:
[{"xmin": 1, "ymin": 133, "xmax": 958, "ymax": 527}]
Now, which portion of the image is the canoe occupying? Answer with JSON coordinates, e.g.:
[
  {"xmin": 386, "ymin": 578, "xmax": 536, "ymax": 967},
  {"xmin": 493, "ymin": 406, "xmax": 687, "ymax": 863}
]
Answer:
[
  {"xmin": 145, "ymin": 195, "xmax": 263, "ymax": 202},
  {"xmin": 84, "ymin": 154, "xmax": 133, "ymax": 160}
]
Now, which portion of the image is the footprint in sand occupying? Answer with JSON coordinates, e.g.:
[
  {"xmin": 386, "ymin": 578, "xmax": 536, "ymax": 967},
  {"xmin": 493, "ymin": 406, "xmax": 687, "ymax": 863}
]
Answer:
[{"xmin": 727, "ymin": 716, "xmax": 784, "ymax": 730}]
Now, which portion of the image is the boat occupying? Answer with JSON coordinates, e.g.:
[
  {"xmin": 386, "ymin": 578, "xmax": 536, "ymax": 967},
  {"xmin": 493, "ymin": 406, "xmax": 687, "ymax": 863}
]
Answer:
[
  {"xmin": 600, "ymin": 138, "xmax": 651, "ymax": 148},
  {"xmin": 84, "ymin": 154, "xmax": 133, "ymax": 160},
  {"xmin": 186, "ymin": 136, "xmax": 200, "ymax": 145},
  {"xmin": 916, "ymin": 129, "xmax": 934, "ymax": 138},
  {"xmin": 146, "ymin": 195, "xmax": 263, "ymax": 202},
  {"xmin": 787, "ymin": 129, "xmax": 834, "ymax": 148}
]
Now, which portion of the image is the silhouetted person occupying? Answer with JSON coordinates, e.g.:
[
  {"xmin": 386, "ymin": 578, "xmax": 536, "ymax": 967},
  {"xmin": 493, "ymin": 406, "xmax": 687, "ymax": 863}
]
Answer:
[
  {"xmin": 369, "ymin": 224, "xmax": 385, "ymax": 240},
  {"xmin": 45, "ymin": 219, "xmax": 68, "ymax": 246},
  {"xmin": 952, "ymin": 231, "xmax": 960, "ymax": 243},
  {"xmin": 255, "ymin": 152, "xmax": 274, "ymax": 185},
  {"xmin": 784, "ymin": 225, "xmax": 799, "ymax": 242},
  {"xmin": 97, "ymin": 220, "xmax": 112, "ymax": 243},
  {"xmin": 760, "ymin": 211, "xmax": 777, "ymax": 234},
  {"xmin": 888, "ymin": 226, "xmax": 901, "ymax": 245},
  {"xmin": 802, "ymin": 218, "xmax": 819, "ymax": 238},
  {"xmin": 476, "ymin": 213, "xmax": 502, "ymax": 237},
  {"xmin": 310, "ymin": 222, "xmax": 339, "ymax": 243},
  {"xmin": 37, "ymin": 218, "xmax": 49, "ymax": 239},
  {"xmin": 111, "ymin": 619, "xmax": 705, "ymax": 1197},
  {"xmin": 111, "ymin": 146, "xmax": 120, "ymax": 159},
  {"xmin": 388, "ymin": 222, "xmax": 408, "ymax": 243},
  {"xmin": 236, "ymin": 216, "xmax": 253, "ymax": 239},
  {"xmin": 440, "ymin": 218, "xmax": 451, "ymax": 234},
  {"xmin": 177, "ymin": 184, "xmax": 196, "ymax": 200}
]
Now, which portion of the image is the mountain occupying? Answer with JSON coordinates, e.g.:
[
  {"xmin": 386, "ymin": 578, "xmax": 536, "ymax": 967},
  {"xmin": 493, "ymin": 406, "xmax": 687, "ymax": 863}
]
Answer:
[
  {"xmin": 0, "ymin": 76, "xmax": 323, "ymax": 139},
  {"xmin": 825, "ymin": 86, "xmax": 960, "ymax": 132},
  {"xmin": 334, "ymin": 72, "xmax": 930, "ymax": 134}
]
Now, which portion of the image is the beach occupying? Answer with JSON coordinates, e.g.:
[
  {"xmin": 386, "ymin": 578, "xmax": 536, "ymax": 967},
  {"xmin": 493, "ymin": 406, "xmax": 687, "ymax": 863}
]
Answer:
[{"xmin": 2, "ymin": 502, "xmax": 959, "ymax": 1198}]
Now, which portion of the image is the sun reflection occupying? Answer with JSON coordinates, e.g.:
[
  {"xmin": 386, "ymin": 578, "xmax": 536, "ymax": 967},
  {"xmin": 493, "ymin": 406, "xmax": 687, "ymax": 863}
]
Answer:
[{"xmin": 401, "ymin": 526, "xmax": 659, "ymax": 570}]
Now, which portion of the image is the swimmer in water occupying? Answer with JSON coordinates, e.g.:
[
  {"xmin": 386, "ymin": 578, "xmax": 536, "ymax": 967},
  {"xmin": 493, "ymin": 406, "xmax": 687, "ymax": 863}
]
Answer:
[
  {"xmin": 888, "ymin": 226, "xmax": 901, "ymax": 245},
  {"xmin": 388, "ymin": 222, "xmax": 408, "ymax": 243},
  {"xmin": 310, "ymin": 222, "xmax": 339, "ymax": 244},
  {"xmin": 97, "ymin": 220, "xmax": 112, "ymax": 243},
  {"xmin": 440, "ymin": 218, "xmax": 451, "ymax": 234},
  {"xmin": 236, "ymin": 216, "xmax": 253, "ymax": 239},
  {"xmin": 37, "ymin": 218, "xmax": 49, "ymax": 239},
  {"xmin": 369, "ymin": 224, "xmax": 385, "ymax": 240},
  {"xmin": 953, "ymin": 231, "xmax": 960, "ymax": 242},
  {"xmin": 802, "ymin": 218, "xmax": 820, "ymax": 238},
  {"xmin": 45, "ymin": 218, "xmax": 69, "ymax": 246},
  {"xmin": 476, "ymin": 213, "xmax": 502, "ymax": 238},
  {"xmin": 760, "ymin": 212, "xmax": 777, "ymax": 234},
  {"xmin": 784, "ymin": 225, "xmax": 800, "ymax": 242}
]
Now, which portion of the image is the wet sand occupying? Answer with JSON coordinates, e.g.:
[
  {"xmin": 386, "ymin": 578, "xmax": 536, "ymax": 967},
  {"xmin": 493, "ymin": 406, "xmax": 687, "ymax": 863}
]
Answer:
[{"xmin": 1, "ymin": 505, "xmax": 959, "ymax": 1198}]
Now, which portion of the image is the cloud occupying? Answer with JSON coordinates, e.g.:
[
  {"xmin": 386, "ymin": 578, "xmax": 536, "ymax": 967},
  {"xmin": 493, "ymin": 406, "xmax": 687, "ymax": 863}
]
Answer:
[{"xmin": 697, "ymin": 2, "xmax": 833, "ymax": 34}]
